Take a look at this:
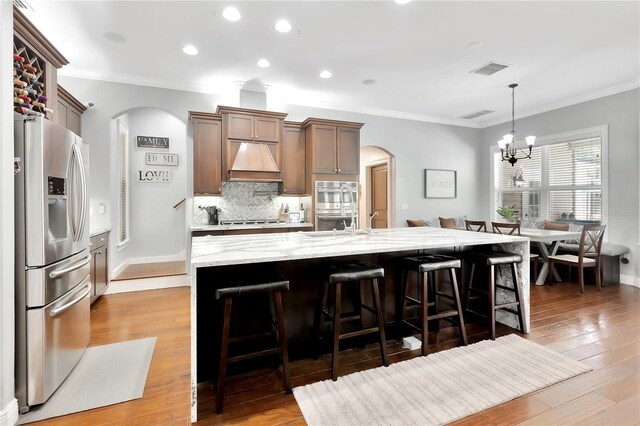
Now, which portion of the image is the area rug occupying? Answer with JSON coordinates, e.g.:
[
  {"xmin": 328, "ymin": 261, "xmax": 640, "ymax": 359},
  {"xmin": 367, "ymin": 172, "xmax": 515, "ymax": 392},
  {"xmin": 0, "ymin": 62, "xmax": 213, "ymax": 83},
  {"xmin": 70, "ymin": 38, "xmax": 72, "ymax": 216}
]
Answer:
[
  {"xmin": 293, "ymin": 334, "xmax": 591, "ymax": 426},
  {"xmin": 18, "ymin": 337, "xmax": 156, "ymax": 424}
]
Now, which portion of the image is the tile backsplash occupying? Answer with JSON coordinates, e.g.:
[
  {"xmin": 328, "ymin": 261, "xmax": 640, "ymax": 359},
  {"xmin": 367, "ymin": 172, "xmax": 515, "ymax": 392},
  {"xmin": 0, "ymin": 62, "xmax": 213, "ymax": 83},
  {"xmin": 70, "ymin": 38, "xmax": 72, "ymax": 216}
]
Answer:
[{"xmin": 194, "ymin": 182, "xmax": 308, "ymax": 224}]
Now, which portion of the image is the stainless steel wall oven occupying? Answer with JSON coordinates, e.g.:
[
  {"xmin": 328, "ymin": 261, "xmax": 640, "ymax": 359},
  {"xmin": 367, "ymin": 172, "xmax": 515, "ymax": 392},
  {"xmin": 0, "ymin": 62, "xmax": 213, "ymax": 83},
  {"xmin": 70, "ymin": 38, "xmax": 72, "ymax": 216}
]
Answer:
[{"xmin": 314, "ymin": 181, "xmax": 358, "ymax": 231}]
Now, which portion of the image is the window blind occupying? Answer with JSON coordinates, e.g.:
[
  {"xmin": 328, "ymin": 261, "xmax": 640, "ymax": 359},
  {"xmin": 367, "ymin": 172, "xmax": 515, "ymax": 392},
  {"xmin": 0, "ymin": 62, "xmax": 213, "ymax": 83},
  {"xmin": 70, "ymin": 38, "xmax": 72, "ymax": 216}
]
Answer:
[
  {"xmin": 548, "ymin": 138, "xmax": 601, "ymax": 187},
  {"xmin": 117, "ymin": 121, "xmax": 129, "ymax": 245}
]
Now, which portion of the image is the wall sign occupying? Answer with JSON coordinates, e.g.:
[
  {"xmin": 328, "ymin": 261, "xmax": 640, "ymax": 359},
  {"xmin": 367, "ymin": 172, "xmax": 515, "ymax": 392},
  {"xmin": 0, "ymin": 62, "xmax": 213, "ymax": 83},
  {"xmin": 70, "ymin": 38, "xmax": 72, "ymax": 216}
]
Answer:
[
  {"xmin": 145, "ymin": 152, "xmax": 179, "ymax": 166},
  {"xmin": 424, "ymin": 169, "xmax": 456, "ymax": 198},
  {"xmin": 136, "ymin": 136, "xmax": 169, "ymax": 149},
  {"xmin": 137, "ymin": 169, "xmax": 170, "ymax": 183}
]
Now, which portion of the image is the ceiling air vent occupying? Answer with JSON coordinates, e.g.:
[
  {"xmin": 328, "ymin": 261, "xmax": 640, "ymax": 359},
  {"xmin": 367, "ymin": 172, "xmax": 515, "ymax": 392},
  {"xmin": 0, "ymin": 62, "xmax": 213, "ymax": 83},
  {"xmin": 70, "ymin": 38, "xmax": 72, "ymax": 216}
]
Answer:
[
  {"xmin": 13, "ymin": 0, "xmax": 33, "ymax": 10},
  {"xmin": 470, "ymin": 62, "xmax": 509, "ymax": 76},
  {"xmin": 461, "ymin": 109, "xmax": 494, "ymax": 120}
]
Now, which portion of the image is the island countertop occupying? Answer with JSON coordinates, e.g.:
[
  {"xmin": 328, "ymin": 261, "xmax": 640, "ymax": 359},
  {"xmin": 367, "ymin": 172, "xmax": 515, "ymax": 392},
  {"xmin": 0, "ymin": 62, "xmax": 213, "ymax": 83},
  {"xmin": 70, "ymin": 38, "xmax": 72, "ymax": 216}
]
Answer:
[
  {"xmin": 191, "ymin": 226, "xmax": 529, "ymax": 268},
  {"xmin": 189, "ymin": 226, "xmax": 530, "ymax": 422}
]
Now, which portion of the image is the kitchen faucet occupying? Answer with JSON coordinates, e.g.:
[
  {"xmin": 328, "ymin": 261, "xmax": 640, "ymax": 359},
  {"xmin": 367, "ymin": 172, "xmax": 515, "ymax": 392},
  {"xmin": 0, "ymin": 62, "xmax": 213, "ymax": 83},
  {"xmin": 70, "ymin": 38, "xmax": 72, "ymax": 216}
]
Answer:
[{"xmin": 340, "ymin": 183, "xmax": 357, "ymax": 235}]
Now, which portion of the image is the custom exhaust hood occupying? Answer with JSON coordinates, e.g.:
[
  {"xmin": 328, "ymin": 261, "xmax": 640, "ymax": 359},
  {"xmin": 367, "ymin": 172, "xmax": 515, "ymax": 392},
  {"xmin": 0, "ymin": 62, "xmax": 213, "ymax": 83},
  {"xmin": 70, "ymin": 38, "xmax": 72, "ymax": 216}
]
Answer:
[{"xmin": 228, "ymin": 141, "xmax": 282, "ymax": 181}]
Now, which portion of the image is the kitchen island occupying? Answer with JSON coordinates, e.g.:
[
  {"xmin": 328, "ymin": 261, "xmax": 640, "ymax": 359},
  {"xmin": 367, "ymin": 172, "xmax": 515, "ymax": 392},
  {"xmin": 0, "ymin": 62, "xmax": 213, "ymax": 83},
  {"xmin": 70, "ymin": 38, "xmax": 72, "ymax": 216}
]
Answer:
[{"xmin": 189, "ymin": 226, "xmax": 530, "ymax": 422}]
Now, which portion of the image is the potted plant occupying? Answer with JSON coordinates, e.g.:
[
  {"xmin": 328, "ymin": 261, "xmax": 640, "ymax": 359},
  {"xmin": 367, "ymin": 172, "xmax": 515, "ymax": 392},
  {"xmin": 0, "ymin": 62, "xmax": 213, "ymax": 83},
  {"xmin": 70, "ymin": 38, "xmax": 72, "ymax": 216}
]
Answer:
[{"xmin": 496, "ymin": 205, "xmax": 517, "ymax": 222}]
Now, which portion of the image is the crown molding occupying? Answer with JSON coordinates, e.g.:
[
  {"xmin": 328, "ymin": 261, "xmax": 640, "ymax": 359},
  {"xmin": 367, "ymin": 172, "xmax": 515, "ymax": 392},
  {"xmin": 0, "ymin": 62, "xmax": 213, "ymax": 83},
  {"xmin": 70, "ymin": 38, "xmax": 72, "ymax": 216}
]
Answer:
[
  {"xmin": 59, "ymin": 66, "xmax": 638, "ymax": 131},
  {"xmin": 479, "ymin": 77, "xmax": 640, "ymax": 128}
]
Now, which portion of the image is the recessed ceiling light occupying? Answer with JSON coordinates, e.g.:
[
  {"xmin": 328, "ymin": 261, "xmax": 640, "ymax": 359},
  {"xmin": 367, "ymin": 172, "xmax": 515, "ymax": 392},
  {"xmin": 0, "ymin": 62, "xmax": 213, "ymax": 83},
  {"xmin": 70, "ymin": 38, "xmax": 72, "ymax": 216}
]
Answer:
[
  {"xmin": 319, "ymin": 70, "xmax": 332, "ymax": 79},
  {"xmin": 223, "ymin": 6, "xmax": 241, "ymax": 22},
  {"xmin": 104, "ymin": 32, "xmax": 126, "ymax": 43},
  {"xmin": 362, "ymin": 79, "xmax": 376, "ymax": 85},
  {"xmin": 257, "ymin": 58, "xmax": 271, "ymax": 68},
  {"xmin": 467, "ymin": 41, "xmax": 483, "ymax": 49},
  {"xmin": 275, "ymin": 19, "xmax": 292, "ymax": 33},
  {"xmin": 182, "ymin": 45, "xmax": 198, "ymax": 55},
  {"xmin": 394, "ymin": 0, "xmax": 411, "ymax": 4}
]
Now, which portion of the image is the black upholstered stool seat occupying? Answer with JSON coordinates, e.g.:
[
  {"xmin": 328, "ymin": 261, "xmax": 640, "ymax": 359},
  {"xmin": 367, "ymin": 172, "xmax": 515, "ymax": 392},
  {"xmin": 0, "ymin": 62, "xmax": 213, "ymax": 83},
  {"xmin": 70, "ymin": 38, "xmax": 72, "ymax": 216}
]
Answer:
[
  {"xmin": 463, "ymin": 250, "xmax": 526, "ymax": 339},
  {"xmin": 314, "ymin": 261, "xmax": 389, "ymax": 381},
  {"xmin": 465, "ymin": 251, "xmax": 523, "ymax": 266},
  {"xmin": 399, "ymin": 254, "xmax": 467, "ymax": 356},
  {"xmin": 215, "ymin": 273, "xmax": 291, "ymax": 413},
  {"xmin": 402, "ymin": 254, "xmax": 462, "ymax": 272},
  {"xmin": 215, "ymin": 278, "xmax": 290, "ymax": 299}
]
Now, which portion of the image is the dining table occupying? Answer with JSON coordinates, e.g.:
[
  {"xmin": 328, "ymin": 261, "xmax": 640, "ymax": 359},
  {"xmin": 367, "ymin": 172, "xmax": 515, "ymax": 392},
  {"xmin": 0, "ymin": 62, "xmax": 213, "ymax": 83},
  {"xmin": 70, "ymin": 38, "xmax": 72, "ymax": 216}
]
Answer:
[{"xmin": 518, "ymin": 228, "xmax": 582, "ymax": 285}]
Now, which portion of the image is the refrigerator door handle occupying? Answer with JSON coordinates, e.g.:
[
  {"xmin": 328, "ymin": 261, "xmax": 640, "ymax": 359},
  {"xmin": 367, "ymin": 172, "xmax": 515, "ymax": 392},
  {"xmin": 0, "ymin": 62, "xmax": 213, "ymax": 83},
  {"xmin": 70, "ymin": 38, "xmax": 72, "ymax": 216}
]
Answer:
[
  {"xmin": 68, "ymin": 147, "xmax": 78, "ymax": 241},
  {"xmin": 49, "ymin": 281, "xmax": 92, "ymax": 317},
  {"xmin": 49, "ymin": 254, "xmax": 92, "ymax": 279},
  {"xmin": 76, "ymin": 143, "xmax": 88, "ymax": 240}
]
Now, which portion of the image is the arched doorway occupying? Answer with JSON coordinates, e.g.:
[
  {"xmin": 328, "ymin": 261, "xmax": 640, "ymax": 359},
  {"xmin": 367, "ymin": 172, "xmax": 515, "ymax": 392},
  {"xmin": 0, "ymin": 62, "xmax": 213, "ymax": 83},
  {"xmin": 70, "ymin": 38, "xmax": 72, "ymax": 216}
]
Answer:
[{"xmin": 360, "ymin": 146, "xmax": 396, "ymax": 229}]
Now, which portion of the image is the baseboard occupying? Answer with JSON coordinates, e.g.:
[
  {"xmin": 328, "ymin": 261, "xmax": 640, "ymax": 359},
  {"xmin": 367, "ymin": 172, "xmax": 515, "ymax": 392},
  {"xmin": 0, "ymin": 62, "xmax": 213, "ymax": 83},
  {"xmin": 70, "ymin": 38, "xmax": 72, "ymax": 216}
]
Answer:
[
  {"xmin": 105, "ymin": 274, "xmax": 188, "ymax": 294},
  {"xmin": 0, "ymin": 398, "xmax": 18, "ymax": 426},
  {"xmin": 128, "ymin": 251, "xmax": 186, "ymax": 265},
  {"xmin": 112, "ymin": 258, "xmax": 130, "ymax": 280},
  {"xmin": 620, "ymin": 274, "xmax": 640, "ymax": 288}
]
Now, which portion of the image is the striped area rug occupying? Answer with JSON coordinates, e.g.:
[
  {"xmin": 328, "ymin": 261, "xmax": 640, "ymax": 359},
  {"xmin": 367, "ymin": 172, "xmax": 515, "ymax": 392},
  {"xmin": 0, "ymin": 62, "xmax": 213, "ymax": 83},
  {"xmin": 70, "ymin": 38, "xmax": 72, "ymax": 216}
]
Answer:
[{"xmin": 293, "ymin": 334, "xmax": 591, "ymax": 426}]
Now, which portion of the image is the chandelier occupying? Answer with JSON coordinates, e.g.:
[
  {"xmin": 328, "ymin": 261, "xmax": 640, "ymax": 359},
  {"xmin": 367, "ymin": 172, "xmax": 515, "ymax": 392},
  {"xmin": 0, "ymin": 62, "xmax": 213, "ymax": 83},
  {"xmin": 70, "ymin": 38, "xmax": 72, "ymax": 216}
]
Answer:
[{"xmin": 498, "ymin": 83, "xmax": 535, "ymax": 166}]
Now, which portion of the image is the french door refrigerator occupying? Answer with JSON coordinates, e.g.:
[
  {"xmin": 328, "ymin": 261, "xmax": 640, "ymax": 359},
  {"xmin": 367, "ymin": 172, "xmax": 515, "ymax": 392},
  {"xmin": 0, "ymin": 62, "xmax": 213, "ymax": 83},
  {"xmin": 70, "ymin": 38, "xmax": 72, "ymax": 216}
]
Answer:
[{"xmin": 14, "ymin": 113, "xmax": 91, "ymax": 413}]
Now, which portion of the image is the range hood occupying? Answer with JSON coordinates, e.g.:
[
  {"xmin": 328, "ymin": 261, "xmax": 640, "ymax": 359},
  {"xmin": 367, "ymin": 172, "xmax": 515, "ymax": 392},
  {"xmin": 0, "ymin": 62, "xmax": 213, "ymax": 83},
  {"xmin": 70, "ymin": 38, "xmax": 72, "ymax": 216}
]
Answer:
[{"xmin": 228, "ymin": 141, "xmax": 282, "ymax": 182}]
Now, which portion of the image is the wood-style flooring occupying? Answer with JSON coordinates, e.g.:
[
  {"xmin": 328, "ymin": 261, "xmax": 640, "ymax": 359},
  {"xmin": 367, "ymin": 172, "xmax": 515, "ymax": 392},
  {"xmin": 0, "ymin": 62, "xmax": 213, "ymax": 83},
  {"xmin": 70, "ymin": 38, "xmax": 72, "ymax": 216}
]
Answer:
[
  {"xmin": 112, "ymin": 261, "xmax": 186, "ymax": 281},
  {"xmin": 31, "ymin": 281, "xmax": 639, "ymax": 425}
]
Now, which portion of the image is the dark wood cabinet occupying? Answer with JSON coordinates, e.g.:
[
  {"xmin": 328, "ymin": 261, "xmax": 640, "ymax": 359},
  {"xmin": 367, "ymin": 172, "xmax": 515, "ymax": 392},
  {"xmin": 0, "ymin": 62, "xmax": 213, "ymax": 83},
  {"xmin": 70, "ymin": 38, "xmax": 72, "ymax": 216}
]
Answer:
[
  {"xmin": 190, "ymin": 112, "xmax": 222, "ymax": 195},
  {"xmin": 217, "ymin": 106, "xmax": 288, "ymax": 182},
  {"xmin": 89, "ymin": 231, "xmax": 109, "ymax": 304},
  {"xmin": 302, "ymin": 119, "xmax": 363, "ymax": 176},
  {"xmin": 281, "ymin": 123, "xmax": 306, "ymax": 195},
  {"xmin": 56, "ymin": 85, "xmax": 86, "ymax": 136}
]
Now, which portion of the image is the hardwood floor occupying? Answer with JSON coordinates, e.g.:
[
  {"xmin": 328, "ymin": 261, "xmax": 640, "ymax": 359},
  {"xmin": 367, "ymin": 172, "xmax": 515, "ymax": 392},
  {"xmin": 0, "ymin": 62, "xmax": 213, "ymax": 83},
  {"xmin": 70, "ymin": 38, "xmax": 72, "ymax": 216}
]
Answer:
[
  {"xmin": 112, "ymin": 261, "xmax": 186, "ymax": 281},
  {"xmin": 32, "ymin": 281, "xmax": 639, "ymax": 425}
]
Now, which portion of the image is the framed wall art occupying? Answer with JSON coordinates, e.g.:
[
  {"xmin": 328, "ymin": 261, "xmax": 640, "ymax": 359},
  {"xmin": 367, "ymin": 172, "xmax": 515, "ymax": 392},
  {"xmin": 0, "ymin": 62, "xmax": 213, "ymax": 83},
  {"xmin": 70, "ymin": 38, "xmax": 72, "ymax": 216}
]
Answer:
[{"xmin": 424, "ymin": 169, "xmax": 456, "ymax": 198}]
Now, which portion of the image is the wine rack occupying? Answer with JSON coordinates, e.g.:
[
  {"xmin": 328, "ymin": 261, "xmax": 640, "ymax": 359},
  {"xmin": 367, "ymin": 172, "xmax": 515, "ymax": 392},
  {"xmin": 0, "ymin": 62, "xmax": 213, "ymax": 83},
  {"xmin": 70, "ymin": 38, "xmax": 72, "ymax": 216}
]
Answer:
[{"xmin": 12, "ymin": 37, "xmax": 51, "ymax": 117}]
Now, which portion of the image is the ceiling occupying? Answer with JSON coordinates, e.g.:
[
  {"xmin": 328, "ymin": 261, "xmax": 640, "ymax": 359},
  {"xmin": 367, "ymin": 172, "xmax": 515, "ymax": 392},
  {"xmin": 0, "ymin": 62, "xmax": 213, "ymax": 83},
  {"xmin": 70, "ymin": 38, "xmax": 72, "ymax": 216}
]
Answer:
[{"xmin": 20, "ymin": 1, "xmax": 640, "ymax": 128}]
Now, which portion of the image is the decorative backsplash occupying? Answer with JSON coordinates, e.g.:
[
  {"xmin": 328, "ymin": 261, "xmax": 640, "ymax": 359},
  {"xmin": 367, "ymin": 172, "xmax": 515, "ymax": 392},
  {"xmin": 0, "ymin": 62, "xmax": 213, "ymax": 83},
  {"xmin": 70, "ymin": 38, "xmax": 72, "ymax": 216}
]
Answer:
[{"xmin": 194, "ymin": 182, "xmax": 307, "ymax": 224}]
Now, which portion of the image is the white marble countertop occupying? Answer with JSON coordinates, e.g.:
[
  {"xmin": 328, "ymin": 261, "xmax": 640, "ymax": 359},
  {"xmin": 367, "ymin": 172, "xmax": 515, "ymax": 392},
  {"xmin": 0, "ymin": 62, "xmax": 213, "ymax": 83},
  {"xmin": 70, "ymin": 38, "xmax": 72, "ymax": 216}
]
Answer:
[
  {"xmin": 89, "ymin": 227, "xmax": 111, "ymax": 237},
  {"xmin": 191, "ymin": 226, "xmax": 528, "ymax": 268},
  {"xmin": 190, "ymin": 222, "xmax": 313, "ymax": 232}
]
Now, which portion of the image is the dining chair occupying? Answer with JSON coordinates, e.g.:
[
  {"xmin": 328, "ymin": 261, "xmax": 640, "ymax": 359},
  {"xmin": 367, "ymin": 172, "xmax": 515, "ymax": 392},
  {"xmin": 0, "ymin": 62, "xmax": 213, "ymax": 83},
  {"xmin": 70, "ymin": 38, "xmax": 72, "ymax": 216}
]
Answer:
[
  {"xmin": 491, "ymin": 221, "xmax": 539, "ymax": 284},
  {"xmin": 465, "ymin": 220, "xmax": 487, "ymax": 232},
  {"xmin": 547, "ymin": 225, "xmax": 606, "ymax": 294},
  {"xmin": 438, "ymin": 217, "xmax": 455, "ymax": 229}
]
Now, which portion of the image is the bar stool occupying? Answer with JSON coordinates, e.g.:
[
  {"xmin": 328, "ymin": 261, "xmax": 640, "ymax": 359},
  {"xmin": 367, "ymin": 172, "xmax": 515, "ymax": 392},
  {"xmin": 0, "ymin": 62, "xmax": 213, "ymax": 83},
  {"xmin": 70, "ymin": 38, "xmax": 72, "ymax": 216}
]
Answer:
[
  {"xmin": 315, "ymin": 261, "xmax": 389, "ymax": 381},
  {"xmin": 215, "ymin": 274, "xmax": 291, "ymax": 413},
  {"xmin": 399, "ymin": 254, "xmax": 468, "ymax": 355},
  {"xmin": 463, "ymin": 251, "xmax": 525, "ymax": 339}
]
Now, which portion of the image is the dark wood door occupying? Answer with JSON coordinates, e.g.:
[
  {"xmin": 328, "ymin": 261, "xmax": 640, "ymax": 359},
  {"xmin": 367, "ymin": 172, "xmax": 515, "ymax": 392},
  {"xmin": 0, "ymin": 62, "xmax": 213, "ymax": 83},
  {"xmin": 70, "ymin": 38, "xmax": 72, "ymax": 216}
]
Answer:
[
  {"xmin": 337, "ymin": 127, "xmax": 359, "ymax": 175},
  {"xmin": 282, "ymin": 126, "xmax": 306, "ymax": 194},
  {"xmin": 370, "ymin": 163, "xmax": 388, "ymax": 228},
  {"xmin": 310, "ymin": 125, "xmax": 337, "ymax": 174},
  {"xmin": 193, "ymin": 118, "xmax": 222, "ymax": 195}
]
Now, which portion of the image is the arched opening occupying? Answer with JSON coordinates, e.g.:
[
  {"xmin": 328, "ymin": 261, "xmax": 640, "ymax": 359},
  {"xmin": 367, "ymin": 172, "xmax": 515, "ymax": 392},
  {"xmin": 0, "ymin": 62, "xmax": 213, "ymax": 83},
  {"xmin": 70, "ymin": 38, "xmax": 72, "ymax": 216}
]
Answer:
[
  {"xmin": 109, "ymin": 107, "xmax": 187, "ymax": 280},
  {"xmin": 359, "ymin": 146, "xmax": 396, "ymax": 229}
]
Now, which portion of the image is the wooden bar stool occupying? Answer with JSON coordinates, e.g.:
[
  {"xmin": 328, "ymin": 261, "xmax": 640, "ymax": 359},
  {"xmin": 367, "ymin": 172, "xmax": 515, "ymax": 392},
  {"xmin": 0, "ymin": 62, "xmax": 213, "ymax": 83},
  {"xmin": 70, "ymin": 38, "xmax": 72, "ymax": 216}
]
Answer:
[
  {"xmin": 215, "ymin": 274, "xmax": 291, "ymax": 413},
  {"xmin": 463, "ymin": 251, "xmax": 525, "ymax": 339},
  {"xmin": 399, "ymin": 254, "xmax": 468, "ymax": 355},
  {"xmin": 315, "ymin": 261, "xmax": 389, "ymax": 381}
]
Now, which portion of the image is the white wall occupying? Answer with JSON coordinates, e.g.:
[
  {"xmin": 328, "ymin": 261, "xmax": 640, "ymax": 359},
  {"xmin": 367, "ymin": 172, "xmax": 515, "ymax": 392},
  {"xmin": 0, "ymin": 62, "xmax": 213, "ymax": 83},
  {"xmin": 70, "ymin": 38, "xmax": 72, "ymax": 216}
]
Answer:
[
  {"xmin": 0, "ymin": 2, "xmax": 18, "ymax": 423},
  {"xmin": 480, "ymin": 89, "xmax": 640, "ymax": 282},
  {"xmin": 112, "ymin": 108, "xmax": 187, "ymax": 269}
]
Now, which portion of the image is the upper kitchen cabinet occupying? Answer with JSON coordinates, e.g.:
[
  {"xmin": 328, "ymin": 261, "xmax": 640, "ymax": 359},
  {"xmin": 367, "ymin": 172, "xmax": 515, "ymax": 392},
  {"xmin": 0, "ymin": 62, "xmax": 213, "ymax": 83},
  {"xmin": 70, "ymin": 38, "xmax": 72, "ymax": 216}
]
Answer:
[
  {"xmin": 302, "ymin": 118, "xmax": 364, "ymax": 176},
  {"xmin": 281, "ymin": 122, "xmax": 306, "ymax": 195},
  {"xmin": 56, "ymin": 85, "xmax": 87, "ymax": 136},
  {"xmin": 190, "ymin": 112, "xmax": 223, "ymax": 195},
  {"xmin": 216, "ymin": 106, "xmax": 288, "ymax": 182}
]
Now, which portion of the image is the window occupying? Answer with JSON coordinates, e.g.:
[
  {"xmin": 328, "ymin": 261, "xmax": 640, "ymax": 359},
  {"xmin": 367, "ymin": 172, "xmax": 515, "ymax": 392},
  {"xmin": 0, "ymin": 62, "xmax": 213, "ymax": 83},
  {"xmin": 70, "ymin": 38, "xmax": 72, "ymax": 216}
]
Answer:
[
  {"xmin": 117, "ymin": 120, "xmax": 130, "ymax": 247},
  {"xmin": 494, "ymin": 129, "xmax": 606, "ymax": 225}
]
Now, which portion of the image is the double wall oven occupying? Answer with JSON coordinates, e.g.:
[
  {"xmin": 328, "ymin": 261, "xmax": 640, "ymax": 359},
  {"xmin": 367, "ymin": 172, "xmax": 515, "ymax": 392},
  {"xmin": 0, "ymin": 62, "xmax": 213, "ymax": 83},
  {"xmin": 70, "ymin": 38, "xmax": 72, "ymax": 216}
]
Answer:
[
  {"xmin": 14, "ymin": 114, "xmax": 90, "ymax": 413},
  {"xmin": 314, "ymin": 181, "xmax": 358, "ymax": 231}
]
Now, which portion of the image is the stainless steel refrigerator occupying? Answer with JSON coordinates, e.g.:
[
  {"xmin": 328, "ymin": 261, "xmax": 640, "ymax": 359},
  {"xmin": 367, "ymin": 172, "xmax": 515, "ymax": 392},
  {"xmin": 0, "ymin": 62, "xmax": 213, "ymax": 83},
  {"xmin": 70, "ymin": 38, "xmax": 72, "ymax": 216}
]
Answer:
[{"xmin": 14, "ymin": 113, "xmax": 91, "ymax": 413}]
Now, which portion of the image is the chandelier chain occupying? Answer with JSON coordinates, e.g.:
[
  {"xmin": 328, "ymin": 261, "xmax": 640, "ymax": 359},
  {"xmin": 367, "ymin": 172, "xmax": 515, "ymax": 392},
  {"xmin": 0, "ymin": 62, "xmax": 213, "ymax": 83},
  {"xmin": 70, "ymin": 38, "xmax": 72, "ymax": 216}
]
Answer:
[{"xmin": 511, "ymin": 86, "xmax": 516, "ymax": 136}]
